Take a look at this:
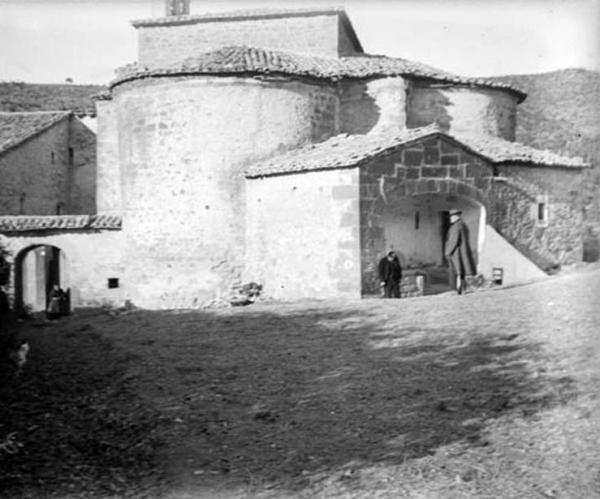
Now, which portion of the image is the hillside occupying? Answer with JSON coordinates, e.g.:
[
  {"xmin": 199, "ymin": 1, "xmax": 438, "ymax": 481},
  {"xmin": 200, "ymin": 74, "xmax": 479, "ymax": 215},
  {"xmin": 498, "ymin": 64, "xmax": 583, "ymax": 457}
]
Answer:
[
  {"xmin": 489, "ymin": 68, "xmax": 600, "ymax": 166},
  {"xmin": 0, "ymin": 82, "xmax": 106, "ymax": 116},
  {"xmin": 489, "ymin": 68, "xmax": 600, "ymax": 260}
]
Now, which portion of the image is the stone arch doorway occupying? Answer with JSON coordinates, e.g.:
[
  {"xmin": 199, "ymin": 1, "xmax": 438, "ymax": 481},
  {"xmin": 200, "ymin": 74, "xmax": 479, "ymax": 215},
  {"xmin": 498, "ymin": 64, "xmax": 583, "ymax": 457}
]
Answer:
[
  {"xmin": 361, "ymin": 183, "xmax": 487, "ymax": 295},
  {"xmin": 15, "ymin": 245, "xmax": 70, "ymax": 313},
  {"xmin": 382, "ymin": 193, "xmax": 484, "ymax": 270}
]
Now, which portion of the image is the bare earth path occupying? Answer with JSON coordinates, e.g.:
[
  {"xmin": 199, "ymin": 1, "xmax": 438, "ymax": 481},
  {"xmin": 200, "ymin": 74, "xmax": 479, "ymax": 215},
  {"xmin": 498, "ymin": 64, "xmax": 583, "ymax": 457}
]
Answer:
[{"xmin": 1, "ymin": 268, "xmax": 599, "ymax": 498}]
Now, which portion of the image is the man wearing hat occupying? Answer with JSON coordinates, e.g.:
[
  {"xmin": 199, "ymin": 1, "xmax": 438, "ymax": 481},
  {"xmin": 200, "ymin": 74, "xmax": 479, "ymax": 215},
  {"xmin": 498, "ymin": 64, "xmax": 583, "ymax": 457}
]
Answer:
[{"xmin": 444, "ymin": 209, "xmax": 476, "ymax": 294}]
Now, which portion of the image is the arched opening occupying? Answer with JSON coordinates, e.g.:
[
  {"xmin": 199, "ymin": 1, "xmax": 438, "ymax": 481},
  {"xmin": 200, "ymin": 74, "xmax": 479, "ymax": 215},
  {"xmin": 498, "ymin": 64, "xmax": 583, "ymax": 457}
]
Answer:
[
  {"xmin": 382, "ymin": 193, "xmax": 484, "ymax": 294},
  {"xmin": 361, "ymin": 186, "xmax": 487, "ymax": 295},
  {"xmin": 15, "ymin": 245, "xmax": 70, "ymax": 314}
]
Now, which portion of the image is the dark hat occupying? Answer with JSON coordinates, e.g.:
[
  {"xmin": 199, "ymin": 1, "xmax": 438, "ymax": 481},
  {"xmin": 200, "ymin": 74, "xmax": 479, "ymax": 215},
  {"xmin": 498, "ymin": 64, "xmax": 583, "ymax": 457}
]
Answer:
[{"xmin": 449, "ymin": 209, "xmax": 462, "ymax": 216}]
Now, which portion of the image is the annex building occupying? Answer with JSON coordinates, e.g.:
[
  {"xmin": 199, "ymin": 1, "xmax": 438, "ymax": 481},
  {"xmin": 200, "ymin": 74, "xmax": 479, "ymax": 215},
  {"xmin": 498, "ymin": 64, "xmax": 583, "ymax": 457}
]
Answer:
[{"xmin": 0, "ymin": 3, "xmax": 589, "ymax": 311}]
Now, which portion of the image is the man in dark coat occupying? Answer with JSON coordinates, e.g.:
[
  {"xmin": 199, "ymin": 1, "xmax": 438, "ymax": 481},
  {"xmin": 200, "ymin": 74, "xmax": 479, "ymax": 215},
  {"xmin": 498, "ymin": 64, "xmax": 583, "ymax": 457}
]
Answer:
[
  {"xmin": 444, "ymin": 209, "xmax": 476, "ymax": 294},
  {"xmin": 378, "ymin": 251, "xmax": 402, "ymax": 298}
]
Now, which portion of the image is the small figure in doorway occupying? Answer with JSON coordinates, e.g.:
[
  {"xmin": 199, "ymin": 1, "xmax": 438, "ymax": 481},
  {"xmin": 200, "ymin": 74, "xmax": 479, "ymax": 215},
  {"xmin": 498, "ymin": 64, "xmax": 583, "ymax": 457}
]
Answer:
[
  {"xmin": 444, "ymin": 209, "xmax": 476, "ymax": 294},
  {"xmin": 378, "ymin": 251, "xmax": 403, "ymax": 298},
  {"xmin": 46, "ymin": 284, "xmax": 66, "ymax": 320}
]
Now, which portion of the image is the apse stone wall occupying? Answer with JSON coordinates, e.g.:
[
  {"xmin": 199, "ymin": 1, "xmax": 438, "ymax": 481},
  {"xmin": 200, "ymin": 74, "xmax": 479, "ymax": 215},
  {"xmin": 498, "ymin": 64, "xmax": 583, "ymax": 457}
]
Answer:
[
  {"xmin": 339, "ymin": 77, "xmax": 407, "ymax": 135},
  {"xmin": 245, "ymin": 168, "xmax": 360, "ymax": 299},
  {"xmin": 407, "ymin": 85, "xmax": 518, "ymax": 141},
  {"xmin": 113, "ymin": 75, "xmax": 338, "ymax": 308}
]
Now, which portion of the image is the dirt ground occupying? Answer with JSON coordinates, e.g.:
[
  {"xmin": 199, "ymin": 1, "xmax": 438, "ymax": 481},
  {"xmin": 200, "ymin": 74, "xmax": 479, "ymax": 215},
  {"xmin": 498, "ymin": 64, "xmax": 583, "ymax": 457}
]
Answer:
[{"xmin": 1, "ymin": 267, "xmax": 600, "ymax": 498}]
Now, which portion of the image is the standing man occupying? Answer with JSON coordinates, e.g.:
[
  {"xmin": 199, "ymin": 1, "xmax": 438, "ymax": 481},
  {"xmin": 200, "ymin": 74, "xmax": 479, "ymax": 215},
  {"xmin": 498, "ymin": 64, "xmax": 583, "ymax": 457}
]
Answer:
[
  {"xmin": 444, "ymin": 209, "xmax": 476, "ymax": 294},
  {"xmin": 378, "ymin": 251, "xmax": 403, "ymax": 298}
]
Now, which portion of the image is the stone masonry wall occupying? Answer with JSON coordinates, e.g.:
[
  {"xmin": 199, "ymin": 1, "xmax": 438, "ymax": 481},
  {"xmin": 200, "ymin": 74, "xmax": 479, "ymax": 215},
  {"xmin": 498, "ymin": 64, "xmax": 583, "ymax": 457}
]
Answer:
[
  {"xmin": 137, "ymin": 13, "xmax": 345, "ymax": 67},
  {"xmin": 0, "ymin": 120, "xmax": 71, "ymax": 215},
  {"xmin": 407, "ymin": 85, "xmax": 518, "ymax": 141},
  {"xmin": 95, "ymin": 100, "xmax": 122, "ymax": 214},
  {"xmin": 489, "ymin": 165, "xmax": 584, "ymax": 268},
  {"xmin": 68, "ymin": 117, "xmax": 97, "ymax": 214},
  {"xmin": 245, "ymin": 168, "xmax": 360, "ymax": 299},
  {"xmin": 114, "ymin": 76, "xmax": 338, "ymax": 308},
  {"xmin": 0, "ymin": 118, "xmax": 96, "ymax": 216},
  {"xmin": 359, "ymin": 137, "xmax": 495, "ymax": 294},
  {"xmin": 1, "ymin": 230, "xmax": 124, "ymax": 309},
  {"xmin": 339, "ymin": 77, "xmax": 407, "ymax": 135}
]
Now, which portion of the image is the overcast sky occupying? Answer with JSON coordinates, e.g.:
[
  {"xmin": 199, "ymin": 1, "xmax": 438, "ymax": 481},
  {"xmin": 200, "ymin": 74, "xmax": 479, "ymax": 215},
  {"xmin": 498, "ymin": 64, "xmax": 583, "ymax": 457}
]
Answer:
[{"xmin": 0, "ymin": 0, "xmax": 598, "ymax": 84}]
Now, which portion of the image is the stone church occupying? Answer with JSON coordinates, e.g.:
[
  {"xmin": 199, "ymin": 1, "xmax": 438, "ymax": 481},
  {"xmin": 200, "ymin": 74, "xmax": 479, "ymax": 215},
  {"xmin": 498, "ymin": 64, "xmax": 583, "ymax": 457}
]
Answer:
[{"xmin": 0, "ymin": 2, "xmax": 589, "ymax": 311}]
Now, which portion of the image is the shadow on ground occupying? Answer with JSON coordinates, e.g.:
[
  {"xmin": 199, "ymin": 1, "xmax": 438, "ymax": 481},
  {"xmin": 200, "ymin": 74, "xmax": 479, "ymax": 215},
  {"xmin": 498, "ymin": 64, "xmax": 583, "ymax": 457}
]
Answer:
[{"xmin": 0, "ymin": 304, "xmax": 577, "ymax": 497}]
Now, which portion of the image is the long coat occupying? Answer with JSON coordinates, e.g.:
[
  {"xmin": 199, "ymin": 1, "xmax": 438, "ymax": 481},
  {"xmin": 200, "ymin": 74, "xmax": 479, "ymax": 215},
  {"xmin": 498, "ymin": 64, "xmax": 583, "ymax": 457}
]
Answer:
[{"xmin": 444, "ymin": 220, "xmax": 476, "ymax": 277}]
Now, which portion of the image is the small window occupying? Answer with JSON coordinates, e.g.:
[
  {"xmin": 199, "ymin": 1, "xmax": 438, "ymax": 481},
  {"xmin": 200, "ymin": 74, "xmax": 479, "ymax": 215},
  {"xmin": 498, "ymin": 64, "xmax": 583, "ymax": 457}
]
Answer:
[
  {"xmin": 19, "ymin": 193, "xmax": 26, "ymax": 214},
  {"xmin": 107, "ymin": 278, "xmax": 119, "ymax": 289},
  {"xmin": 68, "ymin": 147, "xmax": 74, "ymax": 166},
  {"xmin": 51, "ymin": 151, "xmax": 55, "ymax": 163},
  {"xmin": 537, "ymin": 203, "xmax": 545, "ymax": 221},
  {"xmin": 534, "ymin": 195, "xmax": 549, "ymax": 227},
  {"xmin": 56, "ymin": 203, "xmax": 64, "ymax": 215},
  {"xmin": 414, "ymin": 211, "xmax": 420, "ymax": 230}
]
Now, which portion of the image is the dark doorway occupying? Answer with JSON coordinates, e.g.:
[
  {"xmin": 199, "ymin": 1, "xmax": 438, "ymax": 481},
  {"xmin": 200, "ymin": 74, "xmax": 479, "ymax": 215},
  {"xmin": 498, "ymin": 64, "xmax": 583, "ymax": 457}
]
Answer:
[
  {"xmin": 440, "ymin": 210, "xmax": 450, "ymax": 266},
  {"xmin": 15, "ymin": 245, "xmax": 68, "ymax": 313}
]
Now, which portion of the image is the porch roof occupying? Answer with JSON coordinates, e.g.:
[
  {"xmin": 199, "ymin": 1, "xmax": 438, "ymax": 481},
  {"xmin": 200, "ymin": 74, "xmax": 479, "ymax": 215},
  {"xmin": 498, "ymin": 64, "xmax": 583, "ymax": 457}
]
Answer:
[
  {"xmin": 0, "ymin": 214, "xmax": 122, "ymax": 233},
  {"xmin": 245, "ymin": 126, "xmax": 589, "ymax": 178}
]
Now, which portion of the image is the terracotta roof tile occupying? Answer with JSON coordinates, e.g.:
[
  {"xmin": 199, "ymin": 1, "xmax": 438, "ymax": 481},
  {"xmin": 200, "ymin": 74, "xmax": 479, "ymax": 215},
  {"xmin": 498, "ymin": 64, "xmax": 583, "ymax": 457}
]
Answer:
[
  {"xmin": 111, "ymin": 46, "xmax": 526, "ymax": 101},
  {"xmin": 245, "ymin": 126, "xmax": 588, "ymax": 177},
  {"xmin": 0, "ymin": 111, "xmax": 71, "ymax": 156},
  {"xmin": 0, "ymin": 214, "xmax": 122, "ymax": 233}
]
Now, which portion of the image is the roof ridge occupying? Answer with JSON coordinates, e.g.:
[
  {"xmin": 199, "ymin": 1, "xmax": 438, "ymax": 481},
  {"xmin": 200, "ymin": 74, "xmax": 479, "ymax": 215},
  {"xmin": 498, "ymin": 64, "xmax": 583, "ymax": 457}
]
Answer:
[{"xmin": 109, "ymin": 45, "xmax": 526, "ymax": 100}]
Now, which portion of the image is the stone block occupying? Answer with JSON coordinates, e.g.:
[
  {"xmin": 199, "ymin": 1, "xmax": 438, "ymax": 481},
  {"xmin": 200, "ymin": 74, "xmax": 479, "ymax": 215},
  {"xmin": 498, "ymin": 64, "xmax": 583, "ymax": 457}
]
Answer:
[
  {"xmin": 441, "ymin": 154, "xmax": 459, "ymax": 165},
  {"xmin": 404, "ymin": 150, "xmax": 423, "ymax": 166},
  {"xmin": 369, "ymin": 159, "xmax": 395, "ymax": 176},
  {"xmin": 406, "ymin": 166, "xmax": 420, "ymax": 180},
  {"xmin": 448, "ymin": 165, "xmax": 464, "ymax": 178},
  {"xmin": 421, "ymin": 166, "xmax": 448, "ymax": 178},
  {"xmin": 423, "ymin": 145, "xmax": 440, "ymax": 164}
]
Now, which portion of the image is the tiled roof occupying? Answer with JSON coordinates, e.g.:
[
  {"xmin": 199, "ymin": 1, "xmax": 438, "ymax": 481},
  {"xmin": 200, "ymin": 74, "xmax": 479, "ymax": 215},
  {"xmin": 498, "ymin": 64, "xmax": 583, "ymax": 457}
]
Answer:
[
  {"xmin": 245, "ymin": 125, "xmax": 441, "ymax": 177},
  {"xmin": 0, "ymin": 214, "xmax": 122, "ymax": 233},
  {"xmin": 110, "ymin": 46, "xmax": 526, "ymax": 102},
  {"xmin": 0, "ymin": 111, "xmax": 71, "ymax": 156},
  {"xmin": 452, "ymin": 133, "xmax": 589, "ymax": 168},
  {"xmin": 245, "ymin": 126, "xmax": 588, "ymax": 177}
]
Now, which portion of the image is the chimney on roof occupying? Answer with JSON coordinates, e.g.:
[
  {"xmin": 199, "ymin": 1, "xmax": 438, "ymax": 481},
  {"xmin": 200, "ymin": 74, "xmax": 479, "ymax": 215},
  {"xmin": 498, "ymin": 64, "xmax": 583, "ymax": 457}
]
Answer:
[{"xmin": 165, "ymin": 0, "xmax": 190, "ymax": 16}]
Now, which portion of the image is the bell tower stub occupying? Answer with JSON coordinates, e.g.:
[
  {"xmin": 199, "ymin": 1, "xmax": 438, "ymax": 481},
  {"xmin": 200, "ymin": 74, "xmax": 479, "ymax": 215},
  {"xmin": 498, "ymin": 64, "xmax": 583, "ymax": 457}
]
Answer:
[{"xmin": 165, "ymin": 0, "xmax": 190, "ymax": 16}]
